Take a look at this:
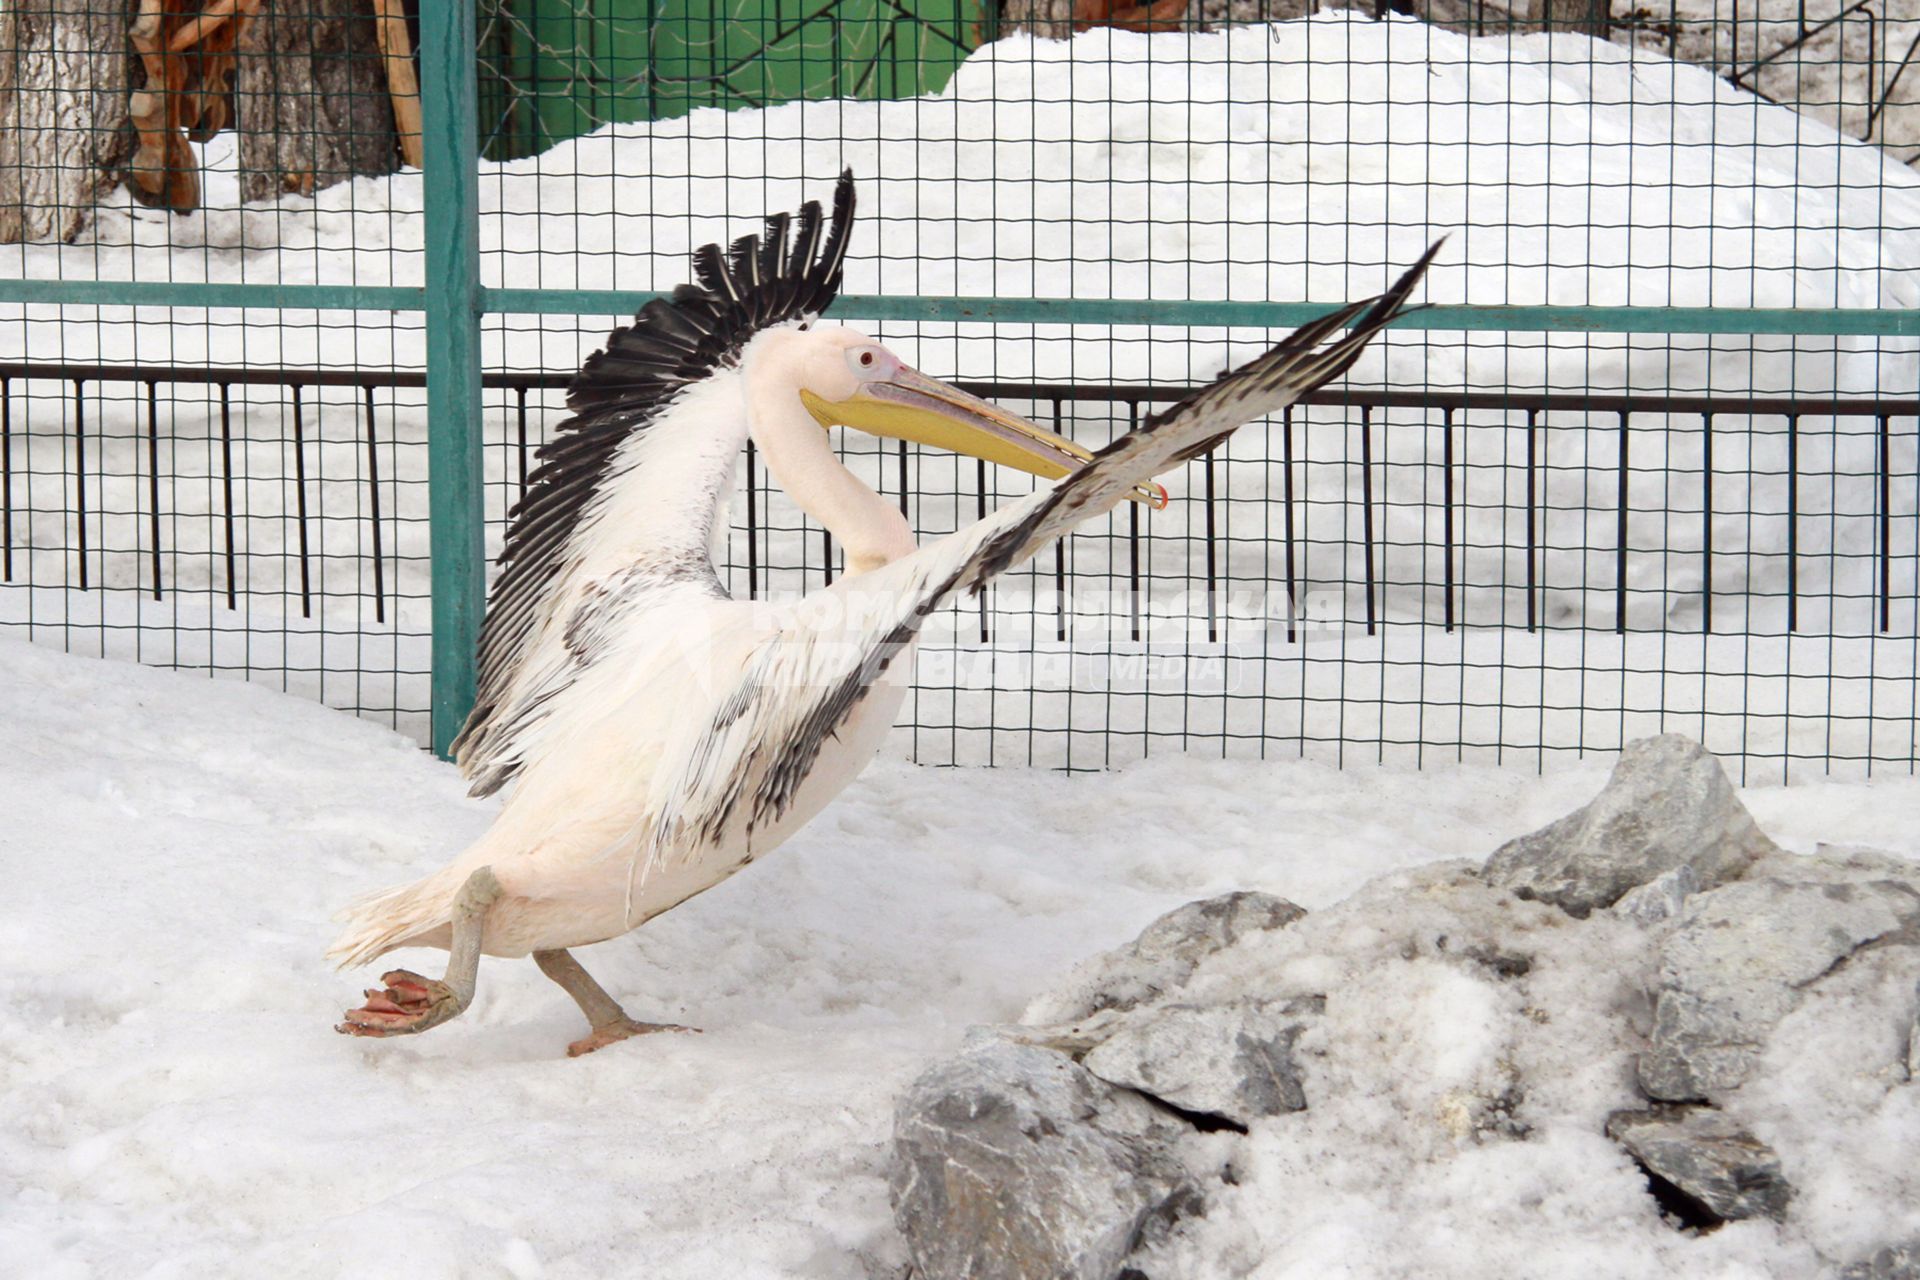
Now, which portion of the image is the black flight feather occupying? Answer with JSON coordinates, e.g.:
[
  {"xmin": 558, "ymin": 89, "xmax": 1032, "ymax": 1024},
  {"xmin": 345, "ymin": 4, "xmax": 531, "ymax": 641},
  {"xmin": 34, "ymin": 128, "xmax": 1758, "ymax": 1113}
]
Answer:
[{"xmin": 450, "ymin": 170, "xmax": 860, "ymax": 787}]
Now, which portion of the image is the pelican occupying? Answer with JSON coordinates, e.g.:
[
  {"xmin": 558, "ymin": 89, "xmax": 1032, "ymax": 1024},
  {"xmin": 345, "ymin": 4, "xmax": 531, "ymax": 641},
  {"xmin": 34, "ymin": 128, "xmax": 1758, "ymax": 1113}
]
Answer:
[{"xmin": 331, "ymin": 172, "xmax": 1436, "ymax": 1055}]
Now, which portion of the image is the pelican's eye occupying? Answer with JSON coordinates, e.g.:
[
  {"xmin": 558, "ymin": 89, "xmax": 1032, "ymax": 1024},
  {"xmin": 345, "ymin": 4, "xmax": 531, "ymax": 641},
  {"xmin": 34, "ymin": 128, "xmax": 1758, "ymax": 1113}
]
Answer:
[{"xmin": 847, "ymin": 345, "xmax": 894, "ymax": 379}]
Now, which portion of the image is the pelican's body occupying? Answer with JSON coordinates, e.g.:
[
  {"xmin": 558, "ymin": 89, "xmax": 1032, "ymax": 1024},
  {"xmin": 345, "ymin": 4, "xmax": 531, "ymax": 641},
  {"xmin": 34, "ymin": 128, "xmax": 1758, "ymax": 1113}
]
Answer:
[
  {"xmin": 330, "ymin": 345, "xmax": 916, "ymax": 968},
  {"xmin": 330, "ymin": 174, "xmax": 1436, "ymax": 1054},
  {"xmin": 335, "ymin": 653, "xmax": 913, "ymax": 962}
]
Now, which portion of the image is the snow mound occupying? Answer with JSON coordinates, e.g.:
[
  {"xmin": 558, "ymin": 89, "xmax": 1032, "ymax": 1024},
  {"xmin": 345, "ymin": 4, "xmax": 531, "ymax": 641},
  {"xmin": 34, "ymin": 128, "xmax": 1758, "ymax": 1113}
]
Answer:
[{"xmin": 898, "ymin": 741, "xmax": 1920, "ymax": 1277}]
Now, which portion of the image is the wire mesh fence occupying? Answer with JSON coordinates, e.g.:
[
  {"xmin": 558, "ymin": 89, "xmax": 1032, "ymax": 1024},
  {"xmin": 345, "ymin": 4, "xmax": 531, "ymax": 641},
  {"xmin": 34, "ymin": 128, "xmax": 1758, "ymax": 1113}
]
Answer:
[
  {"xmin": 5, "ymin": 357, "xmax": 1913, "ymax": 781},
  {"xmin": 2, "ymin": 1, "xmax": 1918, "ymax": 783}
]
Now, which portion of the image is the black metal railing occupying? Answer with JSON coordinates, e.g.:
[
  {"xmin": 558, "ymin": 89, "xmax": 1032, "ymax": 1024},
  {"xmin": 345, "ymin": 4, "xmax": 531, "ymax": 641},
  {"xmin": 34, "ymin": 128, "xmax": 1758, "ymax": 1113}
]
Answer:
[{"xmin": 1, "ymin": 359, "xmax": 1915, "ymax": 781}]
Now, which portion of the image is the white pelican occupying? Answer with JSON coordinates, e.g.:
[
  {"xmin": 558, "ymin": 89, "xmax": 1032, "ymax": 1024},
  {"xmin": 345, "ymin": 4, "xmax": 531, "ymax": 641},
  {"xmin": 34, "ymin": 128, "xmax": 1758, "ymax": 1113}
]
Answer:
[{"xmin": 331, "ymin": 173, "xmax": 1436, "ymax": 1055}]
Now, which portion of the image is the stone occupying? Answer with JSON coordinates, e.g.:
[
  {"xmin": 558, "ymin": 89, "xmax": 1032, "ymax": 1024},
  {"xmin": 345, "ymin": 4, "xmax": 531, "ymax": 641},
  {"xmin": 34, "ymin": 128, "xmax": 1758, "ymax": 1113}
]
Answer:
[
  {"xmin": 994, "ymin": 1008, "xmax": 1134, "ymax": 1057},
  {"xmin": 1841, "ymin": 1239, "xmax": 1920, "ymax": 1279},
  {"xmin": 1613, "ymin": 864, "xmax": 1701, "ymax": 926},
  {"xmin": 1805, "ymin": 843, "xmax": 1920, "ymax": 886},
  {"xmin": 1458, "ymin": 944, "xmax": 1533, "ymax": 979},
  {"xmin": 1080, "ymin": 996, "xmax": 1323, "ymax": 1128},
  {"xmin": 1024, "ymin": 891, "xmax": 1306, "ymax": 1025},
  {"xmin": 1606, "ymin": 1106, "xmax": 1793, "ymax": 1224},
  {"xmin": 1909, "ymin": 978, "xmax": 1920, "ymax": 1082},
  {"xmin": 890, "ymin": 1039, "xmax": 1202, "ymax": 1280},
  {"xmin": 1638, "ymin": 876, "xmax": 1920, "ymax": 1102},
  {"xmin": 1482, "ymin": 735, "xmax": 1778, "ymax": 918}
]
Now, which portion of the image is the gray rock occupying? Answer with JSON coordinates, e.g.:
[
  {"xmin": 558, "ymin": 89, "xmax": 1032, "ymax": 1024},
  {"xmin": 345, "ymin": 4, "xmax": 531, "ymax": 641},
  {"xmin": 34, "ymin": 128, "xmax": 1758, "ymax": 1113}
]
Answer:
[
  {"xmin": 1638, "ymin": 877, "xmax": 1920, "ymax": 1102},
  {"xmin": 1909, "ymin": 977, "xmax": 1920, "ymax": 1083},
  {"xmin": 1080, "ymin": 996, "xmax": 1322, "ymax": 1128},
  {"xmin": 1482, "ymin": 735, "xmax": 1778, "ymax": 918},
  {"xmin": 1458, "ymin": 943, "xmax": 1533, "ymax": 979},
  {"xmin": 992, "ymin": 1008, "xmax": 1135, "ymax": 1058},
  {"xmin": 1841, "ymin": 1239, "xmax": 1920, "ymax": 1279},
  {"xmin": 1614, "ymin": 864, "xmax": 1701, "ymax": 926},
  {"xmin": 1606, "ymin": 1106, "xmax": 1793, "ymax": 1224},
  {"xmin": 1025, "ymin": 891, "xmax": 1306, "ymax": 1025},
  {"xmin": 890, "ymin": 1039, "xmax": 1202, "ymax": 1280},
  {"xmin": 1804, "ymin": 843, "xmax": 1920, "ymax": 886}
]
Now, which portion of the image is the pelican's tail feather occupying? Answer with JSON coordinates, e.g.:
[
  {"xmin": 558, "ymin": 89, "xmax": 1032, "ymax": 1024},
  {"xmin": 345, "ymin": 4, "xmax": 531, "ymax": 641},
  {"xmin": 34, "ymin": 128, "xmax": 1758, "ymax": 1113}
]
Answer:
[{"xmin": 325, "ymin": 864, "xmax": 468, "ymax": 970}]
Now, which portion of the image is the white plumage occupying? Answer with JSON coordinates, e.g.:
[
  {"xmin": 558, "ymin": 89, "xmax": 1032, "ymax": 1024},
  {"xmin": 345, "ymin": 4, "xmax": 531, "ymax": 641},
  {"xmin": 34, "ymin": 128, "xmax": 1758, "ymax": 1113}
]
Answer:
[{"xmin": 329, "ymin": 174, "xmax": 1436, "ymax": 1055}]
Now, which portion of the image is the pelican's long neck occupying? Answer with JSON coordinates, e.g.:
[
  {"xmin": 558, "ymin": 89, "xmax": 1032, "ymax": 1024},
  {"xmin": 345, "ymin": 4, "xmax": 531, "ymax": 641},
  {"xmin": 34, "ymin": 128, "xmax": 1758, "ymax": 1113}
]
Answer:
[{"xmin": 749, "ymin": 380, "xmax": 916, "ymax": 578}]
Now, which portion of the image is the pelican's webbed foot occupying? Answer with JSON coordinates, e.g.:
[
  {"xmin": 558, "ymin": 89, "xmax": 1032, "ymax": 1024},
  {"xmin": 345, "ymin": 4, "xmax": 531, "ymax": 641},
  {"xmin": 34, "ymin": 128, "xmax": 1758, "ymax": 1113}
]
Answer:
[
  {"xmin": 333, "ymin": 866, "xmax": 503, "ymax": 1044},
  {"xmin": 533, "ymin": 947, "xmax": 700, "ymax": 1057},
  {"xmin": 564, "ymin": 1015, "xmax": 698, "ymax": 1058},
  {"xmin": 337, "ymin": 970, "xmax": 464, "ymax": 1037}
]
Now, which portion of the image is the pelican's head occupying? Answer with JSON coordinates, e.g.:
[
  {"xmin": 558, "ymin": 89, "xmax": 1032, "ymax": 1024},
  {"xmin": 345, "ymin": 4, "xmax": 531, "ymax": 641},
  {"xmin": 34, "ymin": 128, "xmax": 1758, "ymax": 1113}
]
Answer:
[{"xmin": 750, "ymin": 326, "xmax": 1165, "ymax": 507}]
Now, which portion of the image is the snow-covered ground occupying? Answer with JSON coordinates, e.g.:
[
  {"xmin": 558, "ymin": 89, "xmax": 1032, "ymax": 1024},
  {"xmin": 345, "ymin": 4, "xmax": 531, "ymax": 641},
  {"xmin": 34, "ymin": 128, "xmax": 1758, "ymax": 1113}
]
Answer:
[
  {"xmin": 2, "ymin": 13, "xmax": 1918, "ymax": 777},
  {"xmin": 5, "ymin": 638, "xmax": 1919, "ymax": 1276}
]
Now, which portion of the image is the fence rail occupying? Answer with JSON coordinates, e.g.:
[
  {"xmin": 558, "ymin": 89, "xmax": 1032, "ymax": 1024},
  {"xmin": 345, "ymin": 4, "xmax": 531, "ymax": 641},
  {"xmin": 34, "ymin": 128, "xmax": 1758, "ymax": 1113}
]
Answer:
[{"xmin": 3, "ymin": 356, "xmax": 1914, "ymax": 783}]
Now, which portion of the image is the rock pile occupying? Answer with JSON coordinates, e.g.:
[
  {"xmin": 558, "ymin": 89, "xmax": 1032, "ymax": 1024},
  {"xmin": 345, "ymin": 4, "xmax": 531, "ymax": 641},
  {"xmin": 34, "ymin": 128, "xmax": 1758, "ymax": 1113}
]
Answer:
[{"xmin": 889, "ymin": 735, "xmax": 1920, "ymax": 1279}]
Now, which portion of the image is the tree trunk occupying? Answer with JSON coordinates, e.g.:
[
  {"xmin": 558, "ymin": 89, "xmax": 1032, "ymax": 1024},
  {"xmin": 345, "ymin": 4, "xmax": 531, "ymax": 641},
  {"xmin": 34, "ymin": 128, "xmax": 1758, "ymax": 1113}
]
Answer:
[
  {"xmin": 236, "ymin": 0, "xmax": 397, "ymax": 202},
  {"xmin": 0, "ymin": 0, "xmax": 134, "ymax": 244},
  {"xmin": 1003, "ymin": 0, "xmax": 1081, "ymax": 40},
  {"xmin": 1532, "ymin": 0, "xmax": 1609, "ymax": 37}
]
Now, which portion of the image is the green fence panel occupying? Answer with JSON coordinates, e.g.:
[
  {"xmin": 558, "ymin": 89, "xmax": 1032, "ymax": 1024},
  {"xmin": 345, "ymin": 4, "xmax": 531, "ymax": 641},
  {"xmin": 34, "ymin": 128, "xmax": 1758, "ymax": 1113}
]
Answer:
[{"xmin": 479, "ymin": 0, "xmax": 993, "ymax": 160}]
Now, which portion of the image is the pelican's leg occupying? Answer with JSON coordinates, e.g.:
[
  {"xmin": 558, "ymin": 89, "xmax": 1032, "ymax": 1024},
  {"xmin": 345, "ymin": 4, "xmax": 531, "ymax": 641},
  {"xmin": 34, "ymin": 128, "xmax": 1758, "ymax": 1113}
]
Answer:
[
  {"xmin": 337, "ymin": 866, "xmax": 503, "ymax": 1039},
  {"xmin": 532, "ymin": 948, "xmax": 698, "ymax": 1058}
]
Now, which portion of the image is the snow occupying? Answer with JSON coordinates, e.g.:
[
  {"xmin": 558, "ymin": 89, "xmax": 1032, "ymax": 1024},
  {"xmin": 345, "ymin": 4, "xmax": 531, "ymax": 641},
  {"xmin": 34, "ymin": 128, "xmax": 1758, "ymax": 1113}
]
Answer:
[{"xmin": 6, "ymin": 635, "xmax": 1920, "ymax": 1275}]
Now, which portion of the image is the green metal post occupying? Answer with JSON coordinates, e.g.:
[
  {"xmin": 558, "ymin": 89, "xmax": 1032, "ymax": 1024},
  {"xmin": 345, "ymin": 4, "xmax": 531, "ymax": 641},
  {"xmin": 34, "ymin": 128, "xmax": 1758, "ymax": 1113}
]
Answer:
[{"xmin": 420, "ymin": 1, "xmax": 485, "ymax": 760}]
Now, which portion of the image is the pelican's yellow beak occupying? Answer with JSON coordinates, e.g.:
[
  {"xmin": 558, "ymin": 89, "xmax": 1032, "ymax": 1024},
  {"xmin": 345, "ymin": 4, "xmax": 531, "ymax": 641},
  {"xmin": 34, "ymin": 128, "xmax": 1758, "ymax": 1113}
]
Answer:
[{"xmin": 801, "ymin": 369, "xmax": 1166, "ymax": 508}]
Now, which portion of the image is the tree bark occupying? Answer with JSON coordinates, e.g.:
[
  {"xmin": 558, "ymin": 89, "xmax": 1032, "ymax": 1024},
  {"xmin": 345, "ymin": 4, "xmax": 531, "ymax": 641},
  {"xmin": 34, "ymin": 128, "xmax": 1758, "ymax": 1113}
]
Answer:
[
  {"xmin": 0, "ymin": 0, "xmax": 134, "ymax": 244},
  {"xmin": 1003, "ymin": 0, "xmax": 1081, "ymax": 40},
  {"xmin": 236, "ymin": 0, "xmax": 397, "ymax": 202},
  {"xmin": 1532, "ymin": 0, "xmax": 1609, "ymax": 37}
]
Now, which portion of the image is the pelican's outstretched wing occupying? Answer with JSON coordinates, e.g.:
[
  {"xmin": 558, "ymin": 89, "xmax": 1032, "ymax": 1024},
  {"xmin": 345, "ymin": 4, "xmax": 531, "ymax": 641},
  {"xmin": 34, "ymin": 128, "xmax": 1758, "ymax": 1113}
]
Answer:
[
  {"xmin": 644, "ymin": 244, "xmax": 1440, "ymax": 857},
  {"xmin": 453, "ymin": 173, "xmax": 858, "ymax": 796}
]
